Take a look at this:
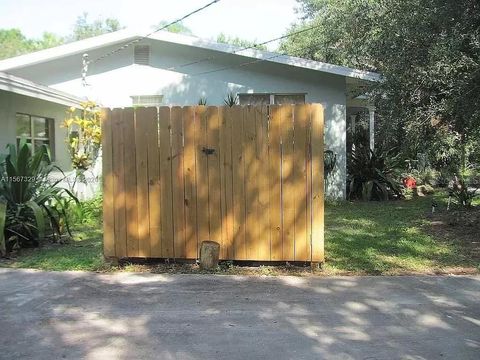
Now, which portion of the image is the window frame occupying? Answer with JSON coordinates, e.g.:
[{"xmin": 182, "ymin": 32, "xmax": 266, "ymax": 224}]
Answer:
[
  {"xmin": 237, "ymin": 92, "xmax": 307, "ymax": 105},
  {"xmin": 15, "ymin": 113, "xmax": 55, "ymax": 159}
]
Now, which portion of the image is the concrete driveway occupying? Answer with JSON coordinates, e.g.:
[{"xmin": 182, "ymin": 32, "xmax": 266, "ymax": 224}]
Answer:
[{"xmin": 0, "ymin": 269, "xmax": 479, "ymax": 360}]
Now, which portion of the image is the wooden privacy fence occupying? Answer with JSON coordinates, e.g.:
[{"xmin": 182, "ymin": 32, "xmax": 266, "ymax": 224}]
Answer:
[{"xmin": 102, "ymin": 104, "xmax": 324, "ymax": 262}]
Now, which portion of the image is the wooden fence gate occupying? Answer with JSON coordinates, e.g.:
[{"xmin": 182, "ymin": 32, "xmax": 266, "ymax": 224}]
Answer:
[{"xmin": 102, "ymin": 104, "xmax": 324, "ymax": 262}]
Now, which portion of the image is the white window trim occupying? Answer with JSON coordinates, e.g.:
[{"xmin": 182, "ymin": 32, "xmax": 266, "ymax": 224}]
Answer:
[
  {"xmin": 238, "ymin": 92, "xmax": 307, "ymax": 105},
  {"xmin": 16, "ymin": 113, "xmax": 55, "ymax": 158}
]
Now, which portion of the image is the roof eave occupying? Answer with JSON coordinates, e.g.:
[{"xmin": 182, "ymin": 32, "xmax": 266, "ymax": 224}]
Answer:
[
  {"xmin": 0, "ymin": 72, "xmax": 84, "ymax": 107},
  {"xmin": 0, "ymin": 28, "xmax": 381, "ymax": 82}
]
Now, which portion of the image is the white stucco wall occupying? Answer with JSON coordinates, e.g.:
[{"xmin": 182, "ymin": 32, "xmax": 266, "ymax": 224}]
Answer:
[
  {"xmin": 0, "ymin": 90, "xmax": 71, "ymax": 170},
  {"xmin": 7, "ymin": 39, "xmax": 347, "ymax": 198}
]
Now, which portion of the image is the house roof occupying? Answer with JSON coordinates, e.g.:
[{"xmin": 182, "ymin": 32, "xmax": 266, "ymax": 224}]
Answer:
[
  {"xmin": 0, "ymin": 72, "xmax": 84, "ymax": 107},
  {"xmin": 0, "ymin": 28, "xmax": 381, "ymax": 82}
]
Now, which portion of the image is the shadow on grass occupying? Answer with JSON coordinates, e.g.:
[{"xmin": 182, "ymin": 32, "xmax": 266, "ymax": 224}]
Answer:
[
  {"xmin": 325, "ymin": 193, "xmax": 479, "ymax": 274},
  {"xmin": 2, "ymin": 192, "xmax": 478, "ymax": 275}
]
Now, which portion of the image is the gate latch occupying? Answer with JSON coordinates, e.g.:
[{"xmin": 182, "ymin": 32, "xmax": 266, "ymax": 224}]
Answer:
[{"xmin": 202, "ymin": 147, "xmax": 215, "ymax": 155}]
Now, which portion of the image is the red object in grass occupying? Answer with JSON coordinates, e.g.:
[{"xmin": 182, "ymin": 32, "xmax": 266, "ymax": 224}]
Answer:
[{"xmin": 403, "ymin": 176, "xmax": 417, "ymax": 189}]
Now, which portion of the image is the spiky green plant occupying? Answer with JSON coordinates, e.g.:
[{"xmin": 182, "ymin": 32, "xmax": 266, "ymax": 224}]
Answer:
[
  {"xmin": 198, "ymin": 97, "xmax": 207, "ymax": 106},
  {"xmin": 348, "ymin": 146, "xmax": 402, "ymax": 201},
  {"xmin": 0, "ymin": 139, "xmax": 78, "ymax": 253},
  {"xmin": 224, "ymin": 92, "xmax": 238, "ymax": 107}
]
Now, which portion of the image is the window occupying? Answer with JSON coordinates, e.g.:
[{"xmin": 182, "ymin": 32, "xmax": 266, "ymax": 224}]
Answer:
[
  {"xmin": 274, "ymin": 94, "xmax": 306, "ymax": 105},
  {"xmin": 130, "ymin": 95, "xmax": 164, "ymax": 107},
  {"xmin": 238, "ymin": 93, "xmax": 306, "ymax": 105},
  {"xmin": 16, "ymin": 113, "xmax": 55, "ymax": 158},
  {"xmin": 238, "ymin": 93, "xmax": 271, "ymax": 105}
]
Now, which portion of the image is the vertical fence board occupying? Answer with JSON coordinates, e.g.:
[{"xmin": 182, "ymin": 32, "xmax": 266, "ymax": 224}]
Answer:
[
  {"xmin": 305, "ymin": 105, "xmax": 312, "ymax": 262},
  {"xmin": 135, "ymin": 108, "xmax": 152, "ymax": 257},
  {"xmin": 244, "ymin": 106, "xmax": 259, "ymax": 260},
  {"xmin": 220, "ymin": 107, "xmax": 234, "ymax": 259},
  {"xmin": 195, "ymin": 106, "xmax": 210, "ymax": 243},
  {"xmin": 101, "ymin": 109, "xmax": 115, "ymax": 257},
  {"xmin": 293, "ymin": 104, "xmax": 309, "ymax": 261},
  {"xmin": 171, "ymin": 107, "xmax": 186, "ymax": 258},
  {"xmin": 159, "ymin": 107, "xmax": 174, "ymax": 258},
  {"xmin": 256, "ymin": 106, "xmax": 270, "ymax": 260},
  {"xmin": 311, "ymin": 104, "xmax": 325, "ymax": 262},
  {"xmin": 147, "ymin": 107, "xmax": 162, "ymax": 257},
  {"xmin": 183, "ymin": 107, "xmax": 198, "ymax": 259},
  {"xmin": 269, "ymin": 106, "xmax": 283, "ymax": 261},
  {"xmin": 281, "ymin": 105, "xmax": 295, "ymax": 261},
  {"xmin": 112, "ymin": 108, "xmax": 127, "ymax": 257},
  {"xmin": 206, "ymin": 107, "xmax": 222, "ymax": 246},
  {"xmin": 231, "ymin": 106, "xmax": 246, "ymax": 260},
  {"xmin": 123, "ymin": 108, "xmax": 139, "ymax": 257}
]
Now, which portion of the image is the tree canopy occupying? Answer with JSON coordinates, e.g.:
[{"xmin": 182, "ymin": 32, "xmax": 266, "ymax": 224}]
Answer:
[
  {"xmin": 70, "ymin": 13, "xmax": 124, "ymax": 41},
  {"xmin": 0, "ymin": 15, "xmax": 193, "ymax": 60},
  {"xmin": 282, "ymin": 0, "xmax": 480, "ymax": 172},
  {"xmin": 154, "ymin": 21, "xmax": 192, "ymax": 35},
  {"xmin": 0, "ymin": 29, "xmax": 63, "ymax": 59},
  {"xmin": 216, "ymin": 33, "xmax": 267, "ymax": 50}
]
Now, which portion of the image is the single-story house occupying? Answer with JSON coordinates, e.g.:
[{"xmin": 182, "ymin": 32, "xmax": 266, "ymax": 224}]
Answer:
[{"xmin": 0, "ymin": 28, "xmax": 380, "ymax": 199}]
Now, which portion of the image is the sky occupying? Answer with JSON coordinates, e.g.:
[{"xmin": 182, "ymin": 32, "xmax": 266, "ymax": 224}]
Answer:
[{"xmin": 0, "ymin": 0, "xmax": 301, "ymax": 49}]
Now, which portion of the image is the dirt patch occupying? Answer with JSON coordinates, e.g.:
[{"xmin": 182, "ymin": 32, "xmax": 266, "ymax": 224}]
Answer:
[{"xmin": 426, "ymin": 206, "xmax": 480, "ymax": 261}]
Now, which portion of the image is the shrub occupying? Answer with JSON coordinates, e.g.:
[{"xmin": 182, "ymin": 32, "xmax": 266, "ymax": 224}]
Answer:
[
  {"xmin": 411, "ymin": 167, "xmax": 439, "ymax": 186},
  {"xmin": 63, "ymin": 101, "xmax": 101, "ymax": 172},
  {"xmin": 348, "ymin": 146, "xmax": 402, "ymax": 201},
  {"xmin": 0, "ymin": 140, "xmax": 77, "ymax": 254},
  {"xmin": 450, "ymin": 177, "xmax": 479, "ymax": 208},
  {"xmin": 67, "ymin": 193, "xmax": 102, "ymax": 227}
]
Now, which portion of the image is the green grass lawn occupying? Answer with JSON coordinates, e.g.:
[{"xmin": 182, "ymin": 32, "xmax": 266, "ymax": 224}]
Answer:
[
  {"xmin": 2, "ymin": 192, "xmax": 479, "ymax": 275},
  {"xmin": 325, "ymin": 194, "xmax": 479, "ymax": 274}
]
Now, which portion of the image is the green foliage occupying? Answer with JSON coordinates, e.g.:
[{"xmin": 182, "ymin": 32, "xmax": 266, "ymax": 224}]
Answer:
[
  {"xmin": 283, "ymin": 0, "xmax": 480, "ymax": 174},
  {"xmin": 68, "ymin": 194, "xmax": 103, "ymax": 227},
  {"xmin": 217, "ymin": 33, "xmax": 267, "ymax": 50},
  {"xmin": 70, "ymin": 12, "xmax": 123, "ymax": 41},
  {"xmin": 450, "ymin": 177, "xmax": 479, "ymax": 208},
  {"xmin": 198, "ymin": 97, "xmax": 207, "ymax": 106},
  {"xmin": 0, "ymin": 13, "xmax": 123, "ymax": 60},
  {"xmin": 409, "ymin": 167, "xmax": 439, "ymax": 186},
  {"xmin": 63, "ymin": 101, "xmax": 102, "ymax": 171},
  {"xmin": 324, "ymin": 150, "xmax": 337, "ymax": 177},
  {"xmin": 0, "ymin": 201, "xmax": 5, "ymax": 256},
  {"xmin": 348, "ymin": 146, "xmax": 402, "ymax": 201},
  {"xmin": 155, "ymin": 21, "xmax": 192, "ymax": 35},
  {"xmin": 223, "ymin": 92, "xmax": 238, "ymax": 107},
  {"xmin": 0, "ymin": 140, "xmax": 77, "ymax": 253},
  {"xmin": 0, "ymin": 29, "xmax": 63, "ymax": 60}
]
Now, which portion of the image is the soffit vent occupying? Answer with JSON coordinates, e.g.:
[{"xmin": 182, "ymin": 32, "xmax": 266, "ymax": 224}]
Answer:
[
  {"xmin": 134, "ymin": 45, "xmax": 150, "ymax": 65},
  {"xmin": 130, "ymin": 95, "xmax": 164, "ymax": 107}
]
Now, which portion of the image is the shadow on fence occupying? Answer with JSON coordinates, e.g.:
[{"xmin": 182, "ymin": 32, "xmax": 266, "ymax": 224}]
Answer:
[{"xmin": 101, "ymin": 104, "xmax": 324, "ymax": 262}]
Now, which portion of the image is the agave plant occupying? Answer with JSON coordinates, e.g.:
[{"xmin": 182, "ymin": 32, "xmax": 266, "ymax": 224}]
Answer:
[
  {"xmin": 347, "ymin": 145, "xmax": 402, "ymax": 201},
  {"xmin": 0, "ymin": 139, "xmax": 77, "ymax": 254},
  {"xmin": 224, "ymin": 92, "xmax": 238, "ymax": 107}
]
